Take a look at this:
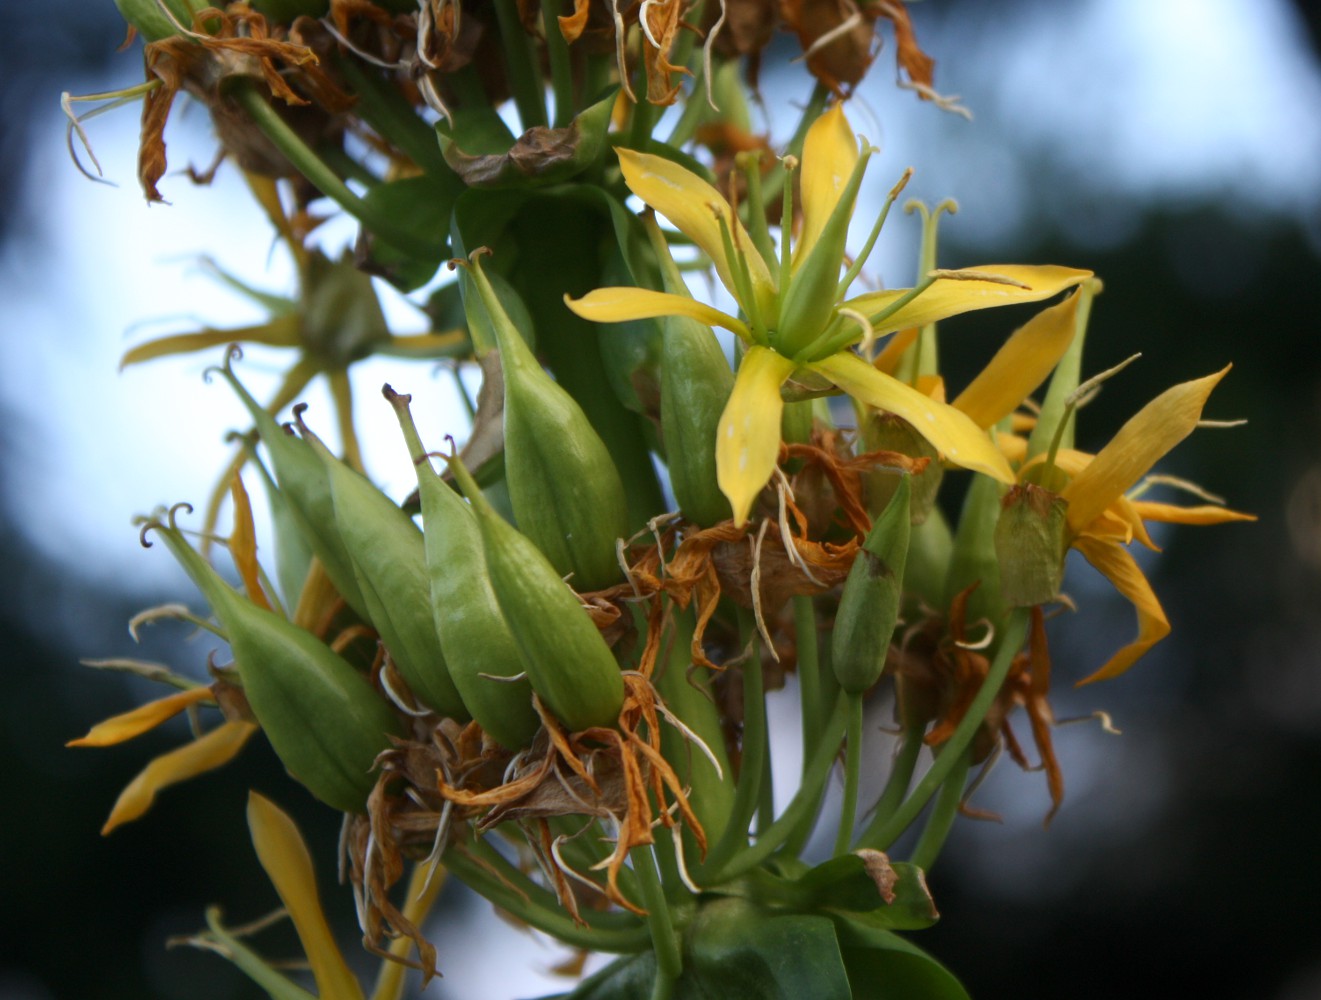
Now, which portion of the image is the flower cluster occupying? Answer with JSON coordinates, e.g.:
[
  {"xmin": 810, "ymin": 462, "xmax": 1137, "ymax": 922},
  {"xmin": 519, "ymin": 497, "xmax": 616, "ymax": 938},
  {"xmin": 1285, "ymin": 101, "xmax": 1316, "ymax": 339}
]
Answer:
[{"xmin": 65, "ymin": 2, "xmax": 1249, "ymax": 997}]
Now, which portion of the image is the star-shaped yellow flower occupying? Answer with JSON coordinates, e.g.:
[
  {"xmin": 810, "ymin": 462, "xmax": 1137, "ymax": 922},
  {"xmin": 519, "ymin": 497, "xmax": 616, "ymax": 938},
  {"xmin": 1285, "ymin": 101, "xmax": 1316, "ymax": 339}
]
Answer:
[{"xmin": 568, "ymin": 104, "xmax": 1092, "ymax": 525}]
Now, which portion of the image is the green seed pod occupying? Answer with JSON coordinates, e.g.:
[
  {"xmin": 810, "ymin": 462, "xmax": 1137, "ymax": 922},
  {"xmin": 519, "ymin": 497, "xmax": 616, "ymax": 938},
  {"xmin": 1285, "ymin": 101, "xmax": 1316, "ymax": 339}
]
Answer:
[
  {"xmin": 216, "ymin": 357, "xmax": 369, "ymax": 619},
  {"xmin": 142, "ymin": 508, "xmax": 404, "ymax": 813},
  {"xmin": 900, "ymin": 506, "xmax": 953, "ymax": 615},
  {"xmin": 944, "ymin": 470, "xmax": 1006, "ymax": 630},
  {"xmin": 995, "ymin": 483, "xmax": 1068, "ymax": 607},
  {"xmin": 646, "ymin": 212, "xmax": 733, "ymax": 526},
  {"xmin": 297, "ymin": 412, "xmax": 469, "ymax": 721},
  {"xmin": 445, "ymin": 453, "xmax": 625, "ymax": 733},
  {"xmin": 832, "ymin": 476, "xmax": 911, "ymax": 694},
  {"xmin": 386, "ymin": 386, "xmax": 539, "ymax": 749},
  {"xmin": 465, "ymin": 253, "xmax": 629, "ymax": 592}
]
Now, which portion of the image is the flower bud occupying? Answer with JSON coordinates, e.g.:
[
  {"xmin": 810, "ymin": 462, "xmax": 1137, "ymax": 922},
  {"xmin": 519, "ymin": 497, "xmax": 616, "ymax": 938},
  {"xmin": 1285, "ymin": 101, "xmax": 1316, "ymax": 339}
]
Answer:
[
  {"xmin": 832, "ymin": 475, "xmax": 911, "ymax": 694},
  {"xmin": 995, "ymin": 483, "xmax": 1067, "ymax": 607},
  {"xmin": 463, "ymin": 254, "xmax": 629, "ymax": 591},
  {"xmin": 143, "ymin": 509, "xmax": 403, "ymax": 813},
  {"xmin": 445, "ymin": 453, "xmax": 625, "ymax": 733},
  {"xmin": 298, "ymin": 412, "xmax": 469, "ymax": 721},
  {"xmin": 387, "ymin": 387, "xmax": 540, "ymax": 749},
  {"xmin": 217, "ymin": 359, "xmax": 369, "ymax": 619}
]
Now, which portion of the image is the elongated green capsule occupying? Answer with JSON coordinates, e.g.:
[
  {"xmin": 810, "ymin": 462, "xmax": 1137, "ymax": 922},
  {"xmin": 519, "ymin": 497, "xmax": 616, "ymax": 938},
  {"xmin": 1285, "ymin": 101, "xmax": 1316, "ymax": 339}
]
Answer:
[
  {"xmin": 464, "ymin": 254, "xmax": 629, "ymax": 592},
  {"xmin": 832, "ymin": 475, "xmax": 911, "ymax": 694},
  {"xmin": 646, "ymin": 219, "xmax": 735, "ymax": 526},
  {"xmin": 142, "ymin": 508, "xmax": 404, "ymax": 813},
  {"xmin": 445, "ymin": 453, "xmax": 624, "ymax": 733},
  {"xmin": 386, "ymin": 386, "xmax": 539, "ymax": 748},
  {"xmin": 216, "ymin": 357, "xmax": 369, "ymax": 619},
  {"xmin": 297, "ymin": 412, "xmax": 469, "ymax": 721},
  {"xmin": 945, "ymin": 469, "xmax": 1006, "ymax": 630}
]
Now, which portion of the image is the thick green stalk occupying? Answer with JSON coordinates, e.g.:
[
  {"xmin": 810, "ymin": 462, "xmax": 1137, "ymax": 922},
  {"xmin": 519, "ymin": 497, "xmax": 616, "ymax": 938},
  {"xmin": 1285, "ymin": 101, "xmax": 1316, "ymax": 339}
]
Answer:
[
  {"xmin": 832, "ymin": 693, "xmax": 865, "ymax": 857},
  {"xmin": 231, "ymin": 81, "xmax": 437, "ymax": 259},
  {"xmin": 540, "ymin": 0, "xmax": 576, "ymax": 126},
  {"xmin": 334, "ymin": 57, "xmax": 450, "ymax": 175},
  {"xmin": 634, "ymin": 845, "xmax": 682, "ymax": 997},
  {"xmin": 858, "ymin": 609, "xmax": 1028, "ymax": 850},
  {"xmin": 908, "ymin": 748, "xmax": 972, "ymax": 872},
  {"xmin": 794, "ymin": 596, "xmax": 823, "ymax": 766},
  {"xmin": 697, "ymin": 613, "xmax": 767, "ymax": 878},
  {"xmin": 492, "ymin": 0, "xmax": 548, "ymax": 129},
  {"xmin": 857, "ymin": 726, "xmax": 924, "ymax": 847},
  {"xmin": 704, "ymin": 694, "xmax": 849, "ymax": 883}
]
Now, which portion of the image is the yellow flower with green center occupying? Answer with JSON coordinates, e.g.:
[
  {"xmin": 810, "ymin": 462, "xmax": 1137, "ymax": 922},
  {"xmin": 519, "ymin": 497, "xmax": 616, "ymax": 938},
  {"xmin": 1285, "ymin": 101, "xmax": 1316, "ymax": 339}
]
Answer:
[{"xmin": 568, "ymin": 104, "xmax": 1093, "ymax": 525}]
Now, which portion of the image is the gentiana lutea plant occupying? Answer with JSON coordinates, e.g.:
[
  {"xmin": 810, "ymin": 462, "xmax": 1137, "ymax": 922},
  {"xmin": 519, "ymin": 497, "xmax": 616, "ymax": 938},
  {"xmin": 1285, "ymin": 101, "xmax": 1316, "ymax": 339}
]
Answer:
[{"xmin": 63, "ymin": 1, "xmax": 1253, "ymax": 997}]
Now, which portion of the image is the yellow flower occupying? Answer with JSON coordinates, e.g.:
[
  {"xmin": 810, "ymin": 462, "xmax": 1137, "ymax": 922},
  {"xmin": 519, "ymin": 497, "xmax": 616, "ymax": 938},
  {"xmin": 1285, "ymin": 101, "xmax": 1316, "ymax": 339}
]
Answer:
[
  {"xmin": 1026, "ymin": 366, "xmax": 1254, "ymax": 683},
  {"xmin": 568, "ymin": 104, "xmax": 1091, "ymax": 524}
]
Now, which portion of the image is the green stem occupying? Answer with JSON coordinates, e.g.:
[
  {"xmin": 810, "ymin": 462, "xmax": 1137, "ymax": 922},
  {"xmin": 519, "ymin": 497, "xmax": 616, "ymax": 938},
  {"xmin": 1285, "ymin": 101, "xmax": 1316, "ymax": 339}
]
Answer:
[
  {"xmin": 857, "ymin": 725, "xmax": 923, "ymax": 845},
  {"xmin": 334, "ymin": 57, "xmax": 450, "ymax": 175},
  {"xmin": 449, "ymin": 840, "xmax": 651, "ymax": 951},
  {"xmin": 908, "ymin": 748, "xmax": 972, "ymax": 872},
  {"xmin": 493, "ymin": 0, "xmax": 548, "ymax": 130},
  {"xmin": 833, "ymin": 693, "xmax": 864, "ymax": 857},
  {"xmin": 231, "ymin": 81, "xmax": 437, "ymax": 260},
  {"xmin": 634, "ymin": 845, "xmax": 683, "ymax": 996},
  {"xmin": 793, "ymin": 596, "xmax": 822, "ymax": 757},
  {"xmin": 858, "ymin": 609, "xmax": 1028, "ymax": 850},
  {"xmin": 541, "ymin": 0, "xmax": 577, "ymax": 126},
  {"xmin": 704, "ymin": 694, "xmax": 849, "ymax": 883},
  {"xmin": 698, "ymin": 611, "xmax": 767, "ymax": 877},
  {"xmin": 665, "ymin": 64, "xmax": 709, "ymax": 147}
]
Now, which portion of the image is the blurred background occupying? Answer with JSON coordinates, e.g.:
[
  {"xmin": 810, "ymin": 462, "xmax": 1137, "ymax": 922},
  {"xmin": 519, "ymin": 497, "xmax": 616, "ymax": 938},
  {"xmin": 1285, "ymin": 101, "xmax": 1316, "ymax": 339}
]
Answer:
[{"xmin": 2, "ymin": 0, "xmax": 1320, "ymax": 997}]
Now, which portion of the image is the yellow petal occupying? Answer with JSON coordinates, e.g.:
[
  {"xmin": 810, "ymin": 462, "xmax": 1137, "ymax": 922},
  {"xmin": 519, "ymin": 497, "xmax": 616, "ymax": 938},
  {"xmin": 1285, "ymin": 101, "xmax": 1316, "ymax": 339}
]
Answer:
[
  {"xmin": 846, "ymin": 265, "xmax": 1093, "ymax": 336},
  {"xmin": 1062, "ymin": 366, "xmax": 1231, "ymax": 532},
  {"xmin": 872, "ymin": 327, "xmax": 918, "ymax": 376},
  {"xmin": 795, "ymin": 104, "xmax": 859, "ymax": 266},
  {"xmin": 1131, "ymin": 501, "xmax": 1257, "ymax": 526},
  {"xmin": 101, "ymin": 721, "xmax": 256, "ymax": 834},
  {"xmin": 247, "ymin": 792, "xmax": 366, "ymax": 1000},
  {"xmin": 717, "ymin": 346, "xmax": 799, "ymax": 526},
  {"xmin": 69, "ymin": 685, "xmax": 213, "ymax": 747},
  {"xmin": 811, "ymin": 351, "xmax": 1014, "ymax": 483},
  {"xmin": 952, "ymin": 290, "xmax": 1081, "ymax": 429},
  {"xmin": 119, "ymin": 315, "xmax": 301, "ymax": 369},
  {"xmin": 566, "ymin": 287, "xmax": 750, "ymax": 341},
  {"xmin": 616, "ymin": 148, "xmax": 775, "ymax": 313},
  {"xmin": 1072, "ymin": 536, "xmax": 1170, "ymax": 684},
  {"xmin": 230, "ymin": 473, "xmax": 273, "ymax": 612}
]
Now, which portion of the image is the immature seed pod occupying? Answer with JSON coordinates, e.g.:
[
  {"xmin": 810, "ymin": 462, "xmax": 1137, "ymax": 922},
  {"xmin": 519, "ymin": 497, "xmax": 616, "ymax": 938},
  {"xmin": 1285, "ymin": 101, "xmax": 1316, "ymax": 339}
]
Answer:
[
  {"xmin": 464, "ymin": 253, "xmax": 629, "ymax": 592},
  {"xmin": 995, "ymin": 483, "xmax": 1067, "ymax": 607},
  {"xmin": 217, "ymin": 358, "xmax": 369, "ymax": 619},
  {"xmin": 386, "ymin": 386, "xmax": 540, "ymax": 749},
  {"xmin": 297, "ymin": 412, "xmax": 469, "ymax": 722},
  {"xmin": 649, "ymin": 216, "xmax": 734, "ymax": 526},
  {"xmin": 445, "ymin": 453, "xmax": 625, "ymax": 733},
  {"xmin": 143, "ymin": 508, "xmax": 403, "ymax": 813},
  {"xmin": 832, "ymin": 475, "xmax": 911, "ymax": 694},
  {"xmin": 115, "ymin": 0, "xmax": 201, "ymax": 40}
]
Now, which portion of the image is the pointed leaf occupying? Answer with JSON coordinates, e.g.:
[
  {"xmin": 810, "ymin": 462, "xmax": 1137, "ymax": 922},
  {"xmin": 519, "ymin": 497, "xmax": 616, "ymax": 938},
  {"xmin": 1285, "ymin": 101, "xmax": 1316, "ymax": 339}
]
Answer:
[
  {"xmin": 952, "ymin": 291, "xmax": 1080, "ymax": 429},
  {"xmin": 1062, "ymin": 367, "xmax": 1231, "ymax": 532},
  {"xmin": 1072, "ymin": 536, "xmax": 1170, "ymax": 684},
  {"xmin": 811, "ymin": 351, "xmax": 1013, "ymax": 483},
  {"xmin": 102, "ymin": 721, "xmax": 256, "ymax": 834},
  {"xmin": 718, "ymin": 346, "xmax": 799, "ymax": 526},
  {"xmin": 846, "ymin": 265, "xmax": 1092, "ymax": 335},
  {"xmin": 247, "ymin": 791, "xmax": 366, "ymax": 1000},
  {"xmin": 68, "ymin": 685, "xmax": 211, "ymax": 747},
  {"xmin": 795, "ymin": 104, "xmax": 860, "ymax": 267},
  {"xmin": 567, "ymin": 286, "xmax": 750, "ymax": 340},
  {"xmin": 616, "ymin": 148, "xmax": 776, "ymax": 314}
]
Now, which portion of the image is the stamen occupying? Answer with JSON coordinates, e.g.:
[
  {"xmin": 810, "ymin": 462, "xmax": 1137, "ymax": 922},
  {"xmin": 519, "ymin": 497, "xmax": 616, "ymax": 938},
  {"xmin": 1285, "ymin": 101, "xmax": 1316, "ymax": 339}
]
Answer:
[
  {"xmin": 380, "ymin": 660, "xmax": 434, "ymax": 718},
  {"xmin": 773, "ymin": 469, "xmax": 825, "ymax": 588},
  {"xmin": 702, "ymin": 0, "xmax": 727, "ymax": 110},
  {"xmin": 671, "ymin": 824, "xmax": 702, "ymax": 893},
  {"xmin": 610, "ymin": 0, "xmax": 637, "ymax": 103},
  {"xmin": 836, "ymin": 167, "xmax": 914, "ymax": 299},
  {"xmin": 897, "ymin": 80, "xmax": 973, "ymax": 121},
  {"xmin": 1066, "ymin": 353, "xmax": 1142, "ymax": 409},
  {"xmin": 794, "ymin": 11, "xmax": 865, "ymax": 61},
  {"xmin": 476, "ymin": 671, "xmax": 529, "ymax": 682},
  {"xmin": 1196, "ymin": 418, "xmax": 1249, "ymax": 429},
  {"xmin": 953, "ymin": 617, "xmax": 995, "ymax": 651},
  {"xmin": 1133, "ymin": 474, "xmax": 1226, "ymax": 506},
  {"xmin": 1055, "ymin": 710, "xmax": 1123, "ymax": 735},
  {"xmin": 617, "ymin": 537, "xmax": 642, "ymax": 597}
]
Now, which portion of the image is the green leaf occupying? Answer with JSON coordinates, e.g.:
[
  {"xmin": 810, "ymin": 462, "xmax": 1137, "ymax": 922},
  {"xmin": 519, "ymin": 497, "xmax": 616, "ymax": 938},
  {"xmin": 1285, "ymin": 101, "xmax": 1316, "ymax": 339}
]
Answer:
[
  {"xmin": 438, "ymin": 91, "xmax": 617, "ymax": 189},
  {"xmin": 835, "ymin": 919, "xmax": 970, "ymax": 1000},
  {"xmin": 686, "ymin": 898, "xmax": 852, "ymax": 1000},
  {"xmin": 355, "ymin": 175, "xmax": 460, "ymax": 291}
]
